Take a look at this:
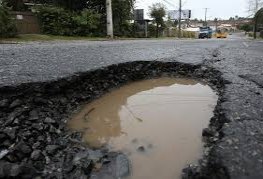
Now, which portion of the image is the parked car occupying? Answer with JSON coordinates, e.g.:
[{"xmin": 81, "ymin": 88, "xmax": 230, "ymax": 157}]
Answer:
[{"xmin": 198, "ymin": 27, "xmax": 212, "ymax": 39}]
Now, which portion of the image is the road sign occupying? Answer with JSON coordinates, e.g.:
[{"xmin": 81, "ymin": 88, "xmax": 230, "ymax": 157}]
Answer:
[{"xmin": 168, "ymin": 10, "xmax": 191, "ymax": 20}]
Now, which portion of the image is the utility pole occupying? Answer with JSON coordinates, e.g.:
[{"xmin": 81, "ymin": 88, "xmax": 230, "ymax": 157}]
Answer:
[
  {"xmin": 106, "ymin": 0, "xmax": 113, "ymax": 38},
  {"xmin": 204, "ymin": 8, "xmax": 208, "ymax": 27},
  {"xmin": 214, "ymin": 18, "xmax": 218, "ymax": 31},
  {"xmin": 145, "ymin": 21, "xmax": 148, "ymax": 38},
  {"xmin": 178, "ymin": 0, "xmax": 182, "ymax": 38}
]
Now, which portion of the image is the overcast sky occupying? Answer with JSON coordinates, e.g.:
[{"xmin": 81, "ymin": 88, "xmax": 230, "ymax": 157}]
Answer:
[{"xmin": 136, "ymin": 0, "xmax": 248, "ymax": 20}]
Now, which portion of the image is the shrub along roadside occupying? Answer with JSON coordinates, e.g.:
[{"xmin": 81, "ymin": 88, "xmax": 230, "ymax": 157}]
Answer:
[
  {"xmin": 147, "ymin": 25, "xmax": 196, "ymax": 38},
  {"xmin": 35, "ymin": 6, "xmax": 101, "ymax": 36},
  {"xmin": 0, "ymin": 3, "xmax": 17, "ymax": 38}
]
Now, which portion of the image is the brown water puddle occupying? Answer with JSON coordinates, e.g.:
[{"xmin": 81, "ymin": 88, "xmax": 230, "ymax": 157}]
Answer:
[{"xmin": 68, "ymin": 77, "xmax": 218, "ymax": 179}]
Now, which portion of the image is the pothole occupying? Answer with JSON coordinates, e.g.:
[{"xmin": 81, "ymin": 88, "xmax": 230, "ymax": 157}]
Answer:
[{"xmin": 68, "ymin": 77, "xmax": 218, "ymax": 179}]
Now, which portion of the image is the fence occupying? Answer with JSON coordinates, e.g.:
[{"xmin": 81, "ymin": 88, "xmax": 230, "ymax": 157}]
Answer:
[{"xmin": 11, "ymin": 11, "xmax": 40, "ymax": 34}]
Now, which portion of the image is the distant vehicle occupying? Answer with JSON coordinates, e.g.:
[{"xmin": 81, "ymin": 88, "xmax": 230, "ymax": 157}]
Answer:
[
  {"xmin": 216, "ymin": 29, "xmax": 228, "ymax": 38},
  {"xmin": 198, "ymin": 27, "xmax": 212, "ymax": 39}
]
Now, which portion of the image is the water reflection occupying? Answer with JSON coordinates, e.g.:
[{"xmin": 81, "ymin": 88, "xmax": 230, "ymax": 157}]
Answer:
[
  {"xmin": 68, "ymin": 78, "xmax": 200, "ymax": 147},
  {"xmin": 68, "ymin": 77, "xmax": 218, "ymax": 179}
]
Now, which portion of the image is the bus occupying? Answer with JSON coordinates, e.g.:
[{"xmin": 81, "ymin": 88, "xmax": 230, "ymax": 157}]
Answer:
[{"xmin": 216, "ymin": 28, "xmax": 228, "ymax": 38}]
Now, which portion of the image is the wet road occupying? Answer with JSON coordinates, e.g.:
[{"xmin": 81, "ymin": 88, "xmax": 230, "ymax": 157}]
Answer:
[
  {"xmin": 0, "ymin": 33, "xmax": 255, "ymax": 86},
  {"xmin": 1, "ymin": 33, "xmax": 263, "ymax": 178}
]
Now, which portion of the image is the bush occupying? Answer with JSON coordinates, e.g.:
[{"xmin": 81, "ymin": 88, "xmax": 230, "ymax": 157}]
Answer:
[
  {"xmin": 163, "ymin": 28, "xmax": 196, "ymax": 38},
  {"xmin": 148, "ymin": 24, "xmax": 158, "ymax": 38},
  {"xmin": 114, "ymin": 21, "xmax": 134, "ymax": 37},
  {"xmin": 182, "ymin": 31, "xmax": 196, "ymax": 38},
  {"xmin": 248, "ymin": 32, "xmax": 253, "ymax": 37},
  {"xmin": 239, "ymin": 24, "xmax": 253, "ymax": 32},
  {"xmin": 72, "ymin": 9, "xmax": 101, "ymax": 36},
  {"xmin": 2, "ymin": 0, "xmax": 26, "ymax": 11},
  {"xmin": 0, "ymin": 3, "xmax": 17, "ymax": 38},
  {"xmin": 35, "ymin": 6, "xmax": 101, "ymax": 36}
]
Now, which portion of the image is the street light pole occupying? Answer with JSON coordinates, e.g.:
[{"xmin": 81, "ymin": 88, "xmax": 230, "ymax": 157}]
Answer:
[
  {"xmin": 178, "ymin": 0, "xmax": 182, "ymax": 38},
  {"xmin": 106, "ymin": 0, "xmax": 113, "ymax": 38}
]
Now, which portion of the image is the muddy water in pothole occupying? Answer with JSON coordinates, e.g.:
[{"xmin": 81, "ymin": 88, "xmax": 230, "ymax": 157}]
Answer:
[{"xmin": 68, "ymin": 77, "xmax": 218, "ymax": 179}]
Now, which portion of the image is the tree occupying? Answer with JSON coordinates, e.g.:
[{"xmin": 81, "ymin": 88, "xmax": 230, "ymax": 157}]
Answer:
[
  {"xmin": 5, "ymin": 0, "xmax": 106, "ymax": 12},
  {"xmin": 247, "ymin": 0, "xmax": 263, "ymax": 15},
  {"xmin": 112, "ymin": 0, "xmax": 135, "ymax": 36},
  {"xmin": 0, "ymin": 3, "xmax": 17, "ymax": 37},
  {"xmin": 253, "ymin": 8, "xmax": 263, "ymax": 38},
  {"xmin": 86, "ymin": 0, "xmax": 136, "ymax": 36},
  {"xmin": 54, "ymin": 0, "xmax": 88, "ymax": 11},
  {"xmin": 149, "ymin": 3, "xmax": 166, "ymax": 38},
  {"xmin": 166, "ymin": 17, "xmax": 177, "ymax": 28},
  {"xmin": 5, "ymin": 0, "xmax": 135, "ymax": 36},
  {"xmin": 2, "ymin": 0, "xmax": 26, "ymax": 11},
  {"xmin": 239, "ymin": 24, "xmax": 253, "ymax": 32}
]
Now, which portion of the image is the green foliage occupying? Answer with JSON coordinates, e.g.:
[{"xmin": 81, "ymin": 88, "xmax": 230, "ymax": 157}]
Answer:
[
  {"xmin": 0, "ymin": 3, "xmax": 17, "ymax": 38},
  {"xmin": 239, "ymin": 24, "xmax": 253, "ymax": 32},
  {"xmin": 112, "ymin": 0, "xmax": 135, "ymax": 36},
  {"xmin": 149, "ymin": 3, "xmax": 166, "ymax": 37},
  {"xmin": 248, "ymin": 32, "xmax": 254, "ymax": 37},
  {"xmin": 149, "ymin": 3, "xmax": 166, "ymax": 25},
  {"xmin": 163, "ymin": 28, "xmax": 196, "ymax": 38},
  {"xmin": 148, "ymin": 24, "xmax": 157, "ymax": 37},
  {"xmin": 35, "ymin": 0, "xmax": 135, "ymax": 37},
  {"xmin": 166, "ymin": 18, "xmax": 177, "ymax": 28},
  {"xmin": 255, "ymin": 8, "xmax": 263, "ymax": 25},
  {"xmin": 72, "ymin": 9, "xmax": 101, "ymax": 36},
  {"xmin": 54, "ymin": 0, "xmax": 88, "ymax": 11},
  {"xmin": 35, "ymin": 6, "xmax": 101, "ymax": 36},
  {"xmin": 2, "ymin": 0, "xmax": 26, "ymax": 11},
  {"xmin": 182, "ymin": 31, "xmax": 195, "ymax": 38},
  {"xmin": 35, "ymin": 6, "xmax": 69, "ymax": 35}
]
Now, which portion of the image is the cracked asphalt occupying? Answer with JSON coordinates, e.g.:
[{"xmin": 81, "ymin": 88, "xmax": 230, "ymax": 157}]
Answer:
[{"xmin": 1, "ymin": 33, "xmax": 263, "ymax": 178}]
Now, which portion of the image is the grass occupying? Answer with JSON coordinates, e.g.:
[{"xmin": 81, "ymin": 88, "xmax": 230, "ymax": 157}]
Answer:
[
  {"xmin": 0, "ymin": 34, "xmax": 110, "ymax": 43},
  {"xmin": 0, "ymin": 34, "xmax": 198, "ymax": 43}
]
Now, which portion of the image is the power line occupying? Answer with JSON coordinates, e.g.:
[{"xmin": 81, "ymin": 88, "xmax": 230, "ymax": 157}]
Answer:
[
  {"xmin": 161, "ymin": 0, "xmax": 187, "ymax": 9},
  {"xmin": 182, "ymin": 0, "xmax": 188, "ymax": 7},
  {"xmin": 162, "ymin": 0, "xmax": 175, "ymax": 7}
]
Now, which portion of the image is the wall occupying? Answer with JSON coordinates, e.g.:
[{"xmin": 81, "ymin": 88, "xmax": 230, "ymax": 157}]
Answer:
[{"xmin": 11, "ymin": 11, "xmax": 40, "ymax": 34}]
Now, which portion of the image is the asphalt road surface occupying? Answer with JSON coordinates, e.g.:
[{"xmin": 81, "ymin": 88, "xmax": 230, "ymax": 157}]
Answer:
[
  {"xmin": 1, "ymin": 33, "xmax": 263, "ymax": 178},
  {"xmin": 1, "ymin": 33, "xmax": 260, "ymax": 86}
]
